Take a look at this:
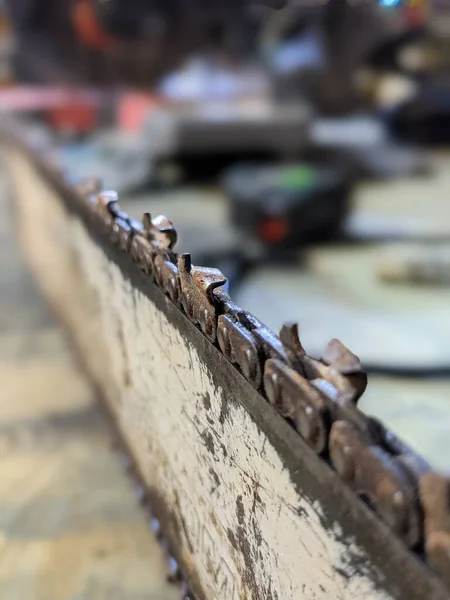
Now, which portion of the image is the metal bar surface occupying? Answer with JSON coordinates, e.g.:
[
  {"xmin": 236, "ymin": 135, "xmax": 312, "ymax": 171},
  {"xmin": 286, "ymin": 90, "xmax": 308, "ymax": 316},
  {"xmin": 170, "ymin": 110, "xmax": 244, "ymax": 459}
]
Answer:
[{"xmin": 4, "ymin": 141, "xmax": 450, "ymax": 600}]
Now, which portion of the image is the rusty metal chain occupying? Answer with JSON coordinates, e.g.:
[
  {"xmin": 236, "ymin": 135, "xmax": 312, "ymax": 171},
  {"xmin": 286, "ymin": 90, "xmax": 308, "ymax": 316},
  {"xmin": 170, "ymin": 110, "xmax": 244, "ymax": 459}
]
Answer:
[
  {"xmin": 112, "ymin": 442, "xmax": 195, "ymax": 600},
  {"xmin": 0, "ymin": 103, "xmax": 429, "ymax": 595},
  {"xmin": 68, "ymin": 180, "xmax": 450, "ymax": 590},
  {"xmin": 1, "ymin": 116, "xmax": 448, "ymax": 596}
]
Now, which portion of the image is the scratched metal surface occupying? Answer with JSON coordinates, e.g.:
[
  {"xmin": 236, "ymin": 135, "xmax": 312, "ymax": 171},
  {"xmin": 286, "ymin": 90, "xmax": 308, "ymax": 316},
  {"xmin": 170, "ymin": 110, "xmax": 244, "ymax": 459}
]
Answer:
[{"xmin": 8, "ymin": 147, "xmax": 450, "ymax": 600}]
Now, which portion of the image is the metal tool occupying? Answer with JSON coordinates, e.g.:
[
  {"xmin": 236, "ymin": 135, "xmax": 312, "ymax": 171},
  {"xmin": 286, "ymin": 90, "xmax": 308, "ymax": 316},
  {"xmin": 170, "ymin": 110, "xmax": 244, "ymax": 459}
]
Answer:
[{"xmin": 4, "ymin": 127, "xmax": 450, "ymax": 600}]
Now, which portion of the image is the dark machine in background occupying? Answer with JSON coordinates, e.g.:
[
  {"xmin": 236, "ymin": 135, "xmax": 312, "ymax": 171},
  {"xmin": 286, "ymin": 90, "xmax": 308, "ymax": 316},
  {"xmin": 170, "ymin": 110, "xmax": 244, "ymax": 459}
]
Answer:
[
  {"xmin": 4, "ymin": 0, "xmax": 450, "ymax": 254},
  {"xmin": 2, "ymin": 0, "xmax": 420, "ymax": 102},
  {"xmin": 5, "ymin": 0, "xmax": 266, "ymax": 85}
]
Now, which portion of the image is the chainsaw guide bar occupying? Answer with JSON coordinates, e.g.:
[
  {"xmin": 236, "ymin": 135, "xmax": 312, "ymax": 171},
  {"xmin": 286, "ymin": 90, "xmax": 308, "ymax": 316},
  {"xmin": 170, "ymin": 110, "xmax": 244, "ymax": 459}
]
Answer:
[{"xmin": 3, "ymin": 127, "xmax": 450, "ymax": 600}]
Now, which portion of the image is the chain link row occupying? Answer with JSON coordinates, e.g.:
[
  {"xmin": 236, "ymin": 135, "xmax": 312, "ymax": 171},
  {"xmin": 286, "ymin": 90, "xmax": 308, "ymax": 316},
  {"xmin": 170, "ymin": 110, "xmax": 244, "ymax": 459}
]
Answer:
[{"xmin": 65, "ymin": 176, "xmax": 450, "ymax": 594}]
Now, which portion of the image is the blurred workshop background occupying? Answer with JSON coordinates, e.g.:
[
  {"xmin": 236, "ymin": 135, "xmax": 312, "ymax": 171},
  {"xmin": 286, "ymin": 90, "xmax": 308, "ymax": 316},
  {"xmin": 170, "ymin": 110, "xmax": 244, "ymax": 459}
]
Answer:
[{"xmin": 0, "ymin": 0, "xmax": 449, "ymax": 597}]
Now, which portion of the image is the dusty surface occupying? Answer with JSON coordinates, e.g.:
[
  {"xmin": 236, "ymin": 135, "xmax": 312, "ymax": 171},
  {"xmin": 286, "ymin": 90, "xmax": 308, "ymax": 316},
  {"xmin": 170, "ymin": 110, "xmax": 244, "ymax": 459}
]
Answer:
[{"xmin": 0, "ymin": 157, "xmax": 178, "ymax": 600}]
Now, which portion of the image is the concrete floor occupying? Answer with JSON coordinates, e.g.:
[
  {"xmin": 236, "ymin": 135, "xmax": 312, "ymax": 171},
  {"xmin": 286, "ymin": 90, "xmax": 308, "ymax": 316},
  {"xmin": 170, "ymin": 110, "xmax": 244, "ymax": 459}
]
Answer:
[{"xmin": 0, "ymin": 159, "xmax": 178, "ymax": 600}]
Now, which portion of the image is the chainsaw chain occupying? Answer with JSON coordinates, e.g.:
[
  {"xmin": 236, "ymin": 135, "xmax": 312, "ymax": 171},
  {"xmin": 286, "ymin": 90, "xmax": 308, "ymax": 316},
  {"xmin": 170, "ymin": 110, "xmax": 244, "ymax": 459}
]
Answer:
[
  {"xmin": 113, "ymin": 441, "xmax": 195, "ymax": 600},
  {"xmin": 4, "ymin": 109, "xmax": 448, "ymax": 596},
  {"xmin": 62, "ymin": 178, "xmax": 450, "ymax": 592}
]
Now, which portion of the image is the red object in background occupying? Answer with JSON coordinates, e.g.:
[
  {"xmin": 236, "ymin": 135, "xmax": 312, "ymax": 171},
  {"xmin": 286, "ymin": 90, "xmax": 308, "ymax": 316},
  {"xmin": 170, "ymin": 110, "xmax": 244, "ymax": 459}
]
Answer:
[
  {"xmin": 46, "ymin": 101, "xmax": 99, "ymax": 135},
  {"xmin": 258, "ymin": 217, "xmax": 289, "ymax": 245},
  {"xmin": 117, "ymin": 92, "xmax": 162, "ymax": 132},
  {"xmin": 0, "ymin": 88, "xmax": 101, "ymax": 136},
  {"xmin": 403, "ymin": 4, "xmax": 427, "ymax": 28},
  {"xmin": 72, "ymin": 0, "xmax": 118, "ymax": 51}
]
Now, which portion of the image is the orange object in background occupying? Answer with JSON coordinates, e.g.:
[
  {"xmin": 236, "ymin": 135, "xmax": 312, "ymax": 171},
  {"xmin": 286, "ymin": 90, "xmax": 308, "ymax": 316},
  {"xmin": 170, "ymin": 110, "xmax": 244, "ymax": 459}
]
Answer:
[
  {"xmin": 403, "ymin": 0, "xmax": 428, "ymax": 28},
  {"xmin": 258, "ymin": 217, "xmax": 289, "ymax": 245},
  {"xmin": 117, "ymin": 92, "xmax": 162, "ymax": 132},
  {"xmin": 72, "ymin": 0, "xmax": 118, "ymax": 51},
  {"xmin": 46, "ymin": 101, "xmax": 99, "ymax": 136},
  {"xmin": 0, "ymin": 7, "xmax": 14, "ymax": 85}
]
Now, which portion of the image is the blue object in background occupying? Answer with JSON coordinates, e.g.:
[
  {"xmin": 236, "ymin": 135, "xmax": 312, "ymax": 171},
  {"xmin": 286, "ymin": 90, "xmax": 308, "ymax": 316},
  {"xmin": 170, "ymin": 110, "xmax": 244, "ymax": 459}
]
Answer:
[
  {"xmin": 380, "ymin": 0, "xmax": 403, "ymax": 7},
  {"xmin": 267, "ymin": 31, "xmax": 324, "ymax": 75}
]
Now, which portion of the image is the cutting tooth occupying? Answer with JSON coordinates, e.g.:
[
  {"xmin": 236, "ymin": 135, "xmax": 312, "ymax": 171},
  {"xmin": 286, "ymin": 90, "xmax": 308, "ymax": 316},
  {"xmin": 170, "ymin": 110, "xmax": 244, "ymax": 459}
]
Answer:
[
  {"xmin": 142, "ymin": 213, "xmax": 178, "ymax": 249},
  {"xmin": 152, "ymin": 215, "xmax": 178, "ymax": 249},
  {"xmin": 178, "ymin": 253, "xmax": 192, "ymax": 275},
  {"xmin": 142, "ymin": 212, "xmax": 152, "ymax": 231},
  {"xmin": 322, "ymin": 339, "xmax": 362, "ymax": 374},
  {"xmin": 279, "ymin": 322, "xmax": 306, "ymax": 357}
]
